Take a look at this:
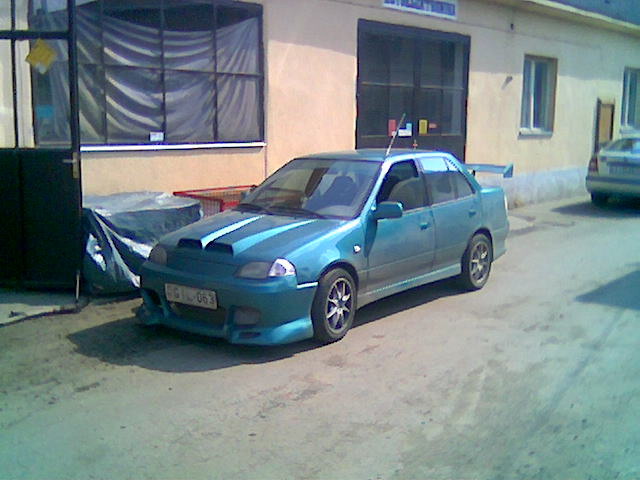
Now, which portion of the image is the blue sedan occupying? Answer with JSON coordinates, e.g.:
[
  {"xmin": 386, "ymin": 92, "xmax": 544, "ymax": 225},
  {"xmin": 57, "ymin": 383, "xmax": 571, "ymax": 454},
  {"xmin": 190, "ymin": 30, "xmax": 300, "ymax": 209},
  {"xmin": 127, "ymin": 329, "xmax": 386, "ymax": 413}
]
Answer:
[{"xmin": 138, "ymin": 150, "xmax": 511, "ymax": 345}]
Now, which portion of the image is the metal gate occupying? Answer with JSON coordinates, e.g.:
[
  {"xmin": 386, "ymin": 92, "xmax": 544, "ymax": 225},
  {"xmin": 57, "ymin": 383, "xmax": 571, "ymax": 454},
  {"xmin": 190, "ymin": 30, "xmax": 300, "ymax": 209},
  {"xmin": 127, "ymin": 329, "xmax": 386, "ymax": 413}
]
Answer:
[{"xmin": 0, "ymin": 0, "xmax": 81, "ymax": 289}]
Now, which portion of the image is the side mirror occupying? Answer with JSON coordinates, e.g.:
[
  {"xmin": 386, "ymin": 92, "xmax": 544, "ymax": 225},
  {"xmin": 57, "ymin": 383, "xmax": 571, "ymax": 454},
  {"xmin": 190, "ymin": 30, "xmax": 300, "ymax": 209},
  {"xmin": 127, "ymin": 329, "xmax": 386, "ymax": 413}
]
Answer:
[{"xmin": 373, "ymin": 201, "xmax": 403, "ymax": 220}]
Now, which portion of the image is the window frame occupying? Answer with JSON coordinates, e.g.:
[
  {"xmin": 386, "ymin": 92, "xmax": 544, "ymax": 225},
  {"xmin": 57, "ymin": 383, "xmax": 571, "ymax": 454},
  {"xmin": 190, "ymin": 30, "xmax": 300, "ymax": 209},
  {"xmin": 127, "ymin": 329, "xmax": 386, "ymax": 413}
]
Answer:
[
  {"xmin": 53, "ymin": 0, "xmax": 264, "ymax": 150},
  {"xmin": 520, "ymin": 55, "xmax": 557, "ymax": 136},
  {"xmin": 622, "ymin": 67, "xmax": 640, "ymax": 132}
]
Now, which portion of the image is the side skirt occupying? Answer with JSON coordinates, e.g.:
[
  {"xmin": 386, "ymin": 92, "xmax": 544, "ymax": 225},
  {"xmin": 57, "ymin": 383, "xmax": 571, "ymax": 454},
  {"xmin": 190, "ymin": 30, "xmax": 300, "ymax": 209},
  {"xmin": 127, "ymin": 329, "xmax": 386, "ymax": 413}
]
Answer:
[{"xmin": 357, "ymin": 264, "xmax": 461, "ymax": 308}]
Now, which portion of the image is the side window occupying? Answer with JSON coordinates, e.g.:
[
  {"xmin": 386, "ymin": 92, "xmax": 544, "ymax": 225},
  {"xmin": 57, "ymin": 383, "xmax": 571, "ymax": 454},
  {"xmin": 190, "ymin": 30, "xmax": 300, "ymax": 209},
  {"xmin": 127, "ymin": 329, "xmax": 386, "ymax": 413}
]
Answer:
[
  {"xmin": 377, "ymin": 161, "xmax": 427, "ymax": 211},
  {"xmin": 452, "ymin": 169, "xmax": 474, "ymax": 198},
  {"xmin": 419, "ymin": 157, "xmax": 456, "ymax": 204},
  {"xmin": 419, "ymin": 156, "xmax": 475, "ymax": 204}
]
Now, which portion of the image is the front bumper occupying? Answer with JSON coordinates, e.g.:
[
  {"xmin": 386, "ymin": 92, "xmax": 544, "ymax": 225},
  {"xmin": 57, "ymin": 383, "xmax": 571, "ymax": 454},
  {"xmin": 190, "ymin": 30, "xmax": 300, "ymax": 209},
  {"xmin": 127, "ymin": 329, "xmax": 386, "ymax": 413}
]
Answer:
[
  {"xmin": 138, "ymin": 261, "xmax": 317, "ymax": 345},
  {"xmin": 586, "ymin": 175, "xmax": 640, "ymax": 197}
]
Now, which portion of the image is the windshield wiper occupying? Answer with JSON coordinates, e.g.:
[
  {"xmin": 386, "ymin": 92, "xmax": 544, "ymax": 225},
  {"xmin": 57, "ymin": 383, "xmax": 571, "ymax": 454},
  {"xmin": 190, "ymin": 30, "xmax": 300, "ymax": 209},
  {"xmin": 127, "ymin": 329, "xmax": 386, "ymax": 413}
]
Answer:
[{"xmin": 268, "ymin": 205, "xmax": 327, "ymax": 219}]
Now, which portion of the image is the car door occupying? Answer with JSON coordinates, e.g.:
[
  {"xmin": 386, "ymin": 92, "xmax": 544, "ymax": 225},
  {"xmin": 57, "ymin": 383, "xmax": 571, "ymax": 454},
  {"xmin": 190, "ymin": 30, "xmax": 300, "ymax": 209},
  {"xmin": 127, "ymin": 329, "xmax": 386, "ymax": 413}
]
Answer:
[
  {"xmin": 363, "ymin": 160, "xmax": 435, "ymax": 293},
  {"xmin": 419, "ymin": 156, "xmax": 480, "ymax": 272}
]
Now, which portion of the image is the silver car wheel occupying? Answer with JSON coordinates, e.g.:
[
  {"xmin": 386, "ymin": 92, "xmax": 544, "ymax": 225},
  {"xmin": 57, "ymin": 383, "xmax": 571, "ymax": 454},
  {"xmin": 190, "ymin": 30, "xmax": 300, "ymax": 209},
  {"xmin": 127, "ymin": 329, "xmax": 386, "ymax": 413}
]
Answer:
[
  {"xmin": 326, "ymin": 278, "xmax": 353, "ymax": 333},
  {"xmin": 470, "ymin": 241, "xmax": 490, "ymax": 283}
]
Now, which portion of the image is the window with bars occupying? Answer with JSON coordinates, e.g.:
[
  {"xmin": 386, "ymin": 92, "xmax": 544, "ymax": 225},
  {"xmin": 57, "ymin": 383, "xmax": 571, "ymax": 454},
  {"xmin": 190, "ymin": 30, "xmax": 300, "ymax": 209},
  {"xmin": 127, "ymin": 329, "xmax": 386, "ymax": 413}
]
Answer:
[
  {"xmin": 622, "ymin": 67, "xmax": 640, "ymax": 131},
  {"xmin": 30, "ymin": 0, "xmax": 263, "ymax": 147},
  {"xmin": 520, "ymin": 55, "xmax": 557, "ymax": 135}
]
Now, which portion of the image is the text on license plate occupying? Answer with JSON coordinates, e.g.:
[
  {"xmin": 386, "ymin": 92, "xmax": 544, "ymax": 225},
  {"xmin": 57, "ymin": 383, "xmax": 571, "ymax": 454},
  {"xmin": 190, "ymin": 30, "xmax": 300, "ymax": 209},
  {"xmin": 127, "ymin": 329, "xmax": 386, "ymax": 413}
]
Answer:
[
  {"xmin": 165, "ymin": 284, "xmax": 218, "ymax": 310},
  {"xmin": 609, "ymin": 165, "xmax": 640, "ymax": 175}
]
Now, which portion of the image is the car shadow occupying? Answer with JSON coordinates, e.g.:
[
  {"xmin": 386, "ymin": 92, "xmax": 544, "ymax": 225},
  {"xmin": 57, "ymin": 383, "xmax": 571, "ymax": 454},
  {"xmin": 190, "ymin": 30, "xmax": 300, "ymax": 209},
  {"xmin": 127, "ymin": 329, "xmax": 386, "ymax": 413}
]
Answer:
[
  {"xmin": 575, "ymin": 268, "xmax": 640, "ymax": 312},
  {"xmin": 354, "ymin": 277, "xmax": 461, "ymax": 328},
  {"xmin": 68, "ymin": 278, "xmax": 460, "ymax": 373},
  {"xmin": 552, "ymin": 198, "xmax": 640, "ymax": 218}
]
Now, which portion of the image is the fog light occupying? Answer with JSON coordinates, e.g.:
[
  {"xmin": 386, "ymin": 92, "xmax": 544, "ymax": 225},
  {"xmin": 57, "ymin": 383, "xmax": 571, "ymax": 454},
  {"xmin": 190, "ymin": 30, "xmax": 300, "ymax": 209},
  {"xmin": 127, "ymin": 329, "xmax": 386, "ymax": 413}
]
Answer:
[{"xmin": 234, "ymin": 307, "xmax": 261, "ymax": 325}]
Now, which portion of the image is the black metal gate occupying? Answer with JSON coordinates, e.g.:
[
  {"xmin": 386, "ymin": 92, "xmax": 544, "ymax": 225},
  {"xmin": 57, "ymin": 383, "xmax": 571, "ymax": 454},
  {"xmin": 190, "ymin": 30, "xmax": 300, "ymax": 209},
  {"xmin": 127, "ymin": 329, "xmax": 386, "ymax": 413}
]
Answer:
[
  {"xmin": 356, "ymin": 20, "xmax": 470, "ymax": 160},
  {"xmin": 0, "ymin": 0, "xmax": 81, "ymax": 289}
]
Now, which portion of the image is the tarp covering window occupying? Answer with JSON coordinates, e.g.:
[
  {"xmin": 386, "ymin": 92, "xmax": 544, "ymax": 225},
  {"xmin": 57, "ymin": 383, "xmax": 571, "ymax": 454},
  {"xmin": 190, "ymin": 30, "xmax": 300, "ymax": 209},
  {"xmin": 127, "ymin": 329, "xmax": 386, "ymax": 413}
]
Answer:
[{"xmin": 30, "ymin": 0, "xmax": 263, "ymax": 146}]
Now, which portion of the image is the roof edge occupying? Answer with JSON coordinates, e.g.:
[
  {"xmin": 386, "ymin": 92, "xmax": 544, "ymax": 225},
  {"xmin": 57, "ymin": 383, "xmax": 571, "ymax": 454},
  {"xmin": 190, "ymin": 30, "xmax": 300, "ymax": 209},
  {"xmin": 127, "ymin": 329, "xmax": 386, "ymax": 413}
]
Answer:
[{"xmin": 485, "ymin": 0, "xmax": 640, "ymax": 36}]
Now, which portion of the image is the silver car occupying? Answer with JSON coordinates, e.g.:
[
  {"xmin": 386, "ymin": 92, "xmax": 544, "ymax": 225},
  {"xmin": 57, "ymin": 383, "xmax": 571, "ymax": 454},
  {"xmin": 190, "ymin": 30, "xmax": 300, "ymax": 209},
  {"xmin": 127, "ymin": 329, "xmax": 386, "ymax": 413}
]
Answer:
[{"xmin": 586, "ymin": 136, "xmax": 640, "ymax": 205}]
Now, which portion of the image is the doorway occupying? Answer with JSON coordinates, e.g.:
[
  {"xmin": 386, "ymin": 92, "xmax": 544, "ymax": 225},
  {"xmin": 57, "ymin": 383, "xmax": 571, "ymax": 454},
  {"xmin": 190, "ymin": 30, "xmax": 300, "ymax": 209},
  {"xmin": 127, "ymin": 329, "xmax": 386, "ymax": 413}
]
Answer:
[
  {"xmin": 356, "ymin": 20, "xmax": 470, "ymax": 160},
  {"xmin": 0, "ymin": 0, "xmax": 82, "ymax": 288}
]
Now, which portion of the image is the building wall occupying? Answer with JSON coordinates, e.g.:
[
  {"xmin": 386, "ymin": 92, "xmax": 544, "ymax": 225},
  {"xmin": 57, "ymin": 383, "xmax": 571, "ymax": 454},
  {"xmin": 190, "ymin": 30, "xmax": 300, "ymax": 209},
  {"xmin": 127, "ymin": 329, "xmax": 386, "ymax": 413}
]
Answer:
[{"xmin": 75, "ymin": 0, "xmax": 640, "ymax": 200}]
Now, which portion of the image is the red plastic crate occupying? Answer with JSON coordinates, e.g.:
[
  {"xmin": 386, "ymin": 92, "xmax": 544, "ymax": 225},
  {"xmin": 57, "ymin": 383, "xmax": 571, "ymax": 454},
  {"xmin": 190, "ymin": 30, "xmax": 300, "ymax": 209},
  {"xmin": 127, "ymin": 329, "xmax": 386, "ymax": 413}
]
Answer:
[{"xmin": 173, "ymin": 185, "xmax": 255, "ymax": 217}]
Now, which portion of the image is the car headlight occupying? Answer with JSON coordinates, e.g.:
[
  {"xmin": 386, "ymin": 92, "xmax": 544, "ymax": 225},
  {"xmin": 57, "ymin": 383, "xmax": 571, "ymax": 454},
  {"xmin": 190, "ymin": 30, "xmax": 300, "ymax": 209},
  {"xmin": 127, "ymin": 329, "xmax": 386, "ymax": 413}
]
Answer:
[
  {"xmin": 148, "ymin": 245, "xmax": 167, "ymax": 265},
  {"xmin": 236, "ymin": 259, "xmax": 296, "ymax": 279}
]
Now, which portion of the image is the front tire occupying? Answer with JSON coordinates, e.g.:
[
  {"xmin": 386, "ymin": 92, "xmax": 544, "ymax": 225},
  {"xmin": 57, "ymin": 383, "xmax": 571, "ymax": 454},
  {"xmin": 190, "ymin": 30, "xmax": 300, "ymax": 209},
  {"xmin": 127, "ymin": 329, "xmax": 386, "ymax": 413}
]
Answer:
[
  {"xmin": 590, "ymin": 192, "xmax": 609, "ymax": 206},
  {"xmin": 311, "ymin": 268, "xmax": 356, "ymax": 343},
  {"xmin": 459, "ymin": 234, "xmax": 493, "ymax": 291}
]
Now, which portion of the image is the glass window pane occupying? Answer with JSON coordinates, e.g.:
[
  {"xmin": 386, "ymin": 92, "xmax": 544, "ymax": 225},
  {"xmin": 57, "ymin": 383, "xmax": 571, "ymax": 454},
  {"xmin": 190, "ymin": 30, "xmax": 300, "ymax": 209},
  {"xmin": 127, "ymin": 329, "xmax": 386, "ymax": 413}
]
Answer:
[
  {"xmin": 0, "ymin": 2, "xmax": 10, "ymax": 30},
  {"xmin": 17, "ymin": 39, "xmax": 71, "ymax": 147},
  {"xmin": 418, "ymin": 89, "xmax": 442, "ymax": 134},
  {"xmin": 216, "ymin": 13, "xmax": 260, "ymax": 75},
  {"xmin": 442, "ymin": 90, "xmax": 463, "ymax": 134},
  {"xmin": 389, "ymin": 87, "xmax": 414, "ymax": 128},
  {"xmin": 106, "ymin": 67, "xmax": 163, "ymax": 143},
  {"xmin": 521, "ymin": 59, "xmax": 532, "ymax": 128},
  {"xmin": 103, "ymin": 3, "xmax": 161, "ymax": 68},
  {"xmin": 358, "ymin": 85, "xmax": 389, "ymax": 137},
  {"xmin": 217, "ymin": 75, "xmax": 260, "ymax": 142},
  {"xmin": 359, "ymin": 33, "xmax": 389, "ymax": 84},
  {"xmin": 79, "ymin": 64, "xmax": 106, "ymax": 144},
  {"xmin": 16, "ymin": 0, "xmax": 68, "ymax": 31},
  {"xmin": 0, "ymin": 41, "xmax": 15, "ymax": 147},
  {"xmin": 533, "ymin": 61, "xmax": 549, "ymax": 129},
  {"xmin": 76, "ymin": 2, "xmax": 102, "ymax": 65},
  {"xmin": 166, "ymin": 71, "xmax": 215, "ymax": 143},
  {"xmin": 389, "ymin": 36, "xmax": 414, "ymax": 86},
  {"xmin": 164, "ymin": 3, "xmax": 215, "ymax": 72},
  {"xmin": 628, "ymin": 69, "xmax": 639, "ymax": 127}
]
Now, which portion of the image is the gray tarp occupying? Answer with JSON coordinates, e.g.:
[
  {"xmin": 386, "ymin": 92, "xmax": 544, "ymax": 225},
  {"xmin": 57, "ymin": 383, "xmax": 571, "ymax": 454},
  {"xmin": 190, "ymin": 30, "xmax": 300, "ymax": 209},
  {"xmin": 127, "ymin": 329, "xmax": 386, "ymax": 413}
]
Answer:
[{"xmin": 83, "ymin": 192, "xmax": 201, "ymax": 294}]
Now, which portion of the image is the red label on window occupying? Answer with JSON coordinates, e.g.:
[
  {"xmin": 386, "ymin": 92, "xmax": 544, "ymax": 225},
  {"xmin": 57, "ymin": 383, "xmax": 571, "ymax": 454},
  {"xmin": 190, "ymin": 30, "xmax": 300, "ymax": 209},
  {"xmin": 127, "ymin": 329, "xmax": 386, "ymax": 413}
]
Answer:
[{"xmin": 388, "ymin": 119, "xmax": 397, "ymax": 137}]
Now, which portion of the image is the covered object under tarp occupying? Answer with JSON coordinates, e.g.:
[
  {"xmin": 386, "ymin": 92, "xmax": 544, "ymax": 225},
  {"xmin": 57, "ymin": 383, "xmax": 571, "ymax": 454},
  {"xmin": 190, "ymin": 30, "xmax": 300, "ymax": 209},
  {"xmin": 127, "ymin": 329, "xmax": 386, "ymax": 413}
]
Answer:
[{"xmin": 83, "ymin": 192, "xmax": 201, "ymax": 294}]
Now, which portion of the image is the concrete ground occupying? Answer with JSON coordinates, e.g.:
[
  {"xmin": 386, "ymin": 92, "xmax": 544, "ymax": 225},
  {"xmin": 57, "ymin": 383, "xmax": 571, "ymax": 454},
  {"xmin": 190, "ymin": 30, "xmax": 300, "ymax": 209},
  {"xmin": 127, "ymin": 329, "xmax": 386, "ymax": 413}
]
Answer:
[{"xmin": 0, "ymin": 195, "xmax": 639, "ymax": 480}]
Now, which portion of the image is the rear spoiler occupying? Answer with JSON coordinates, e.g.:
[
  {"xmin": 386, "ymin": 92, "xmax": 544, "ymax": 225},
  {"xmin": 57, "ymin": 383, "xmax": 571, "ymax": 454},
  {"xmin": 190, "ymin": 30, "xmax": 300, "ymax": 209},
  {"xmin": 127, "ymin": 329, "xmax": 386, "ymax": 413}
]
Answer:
[{"xmin": 464, "ymin": 163, "xmax": 514, "ymax": 178}]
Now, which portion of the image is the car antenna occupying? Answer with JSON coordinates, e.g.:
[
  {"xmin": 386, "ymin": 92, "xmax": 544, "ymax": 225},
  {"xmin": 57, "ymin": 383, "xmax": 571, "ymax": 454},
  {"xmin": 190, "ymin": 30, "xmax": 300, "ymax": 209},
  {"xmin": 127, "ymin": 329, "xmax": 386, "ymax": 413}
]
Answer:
[{"xmin": 385, "ymin": 113, "xmax": 406, "ymax": 157}]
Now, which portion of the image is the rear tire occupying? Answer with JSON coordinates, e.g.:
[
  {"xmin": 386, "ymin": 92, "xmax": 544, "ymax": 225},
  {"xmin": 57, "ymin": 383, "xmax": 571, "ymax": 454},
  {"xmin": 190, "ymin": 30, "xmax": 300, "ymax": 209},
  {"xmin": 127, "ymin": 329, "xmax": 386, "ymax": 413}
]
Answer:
[
  {"xmin": 311, "ymin": 268, "xmax": 356, "ymax": 343},
  {"xmin": 590, "ymin": 192, "xmax": 609, "ymax": 206},
  {"xmin": 459, "ymin": 234, "xmax": 493, "ymax": 291}
]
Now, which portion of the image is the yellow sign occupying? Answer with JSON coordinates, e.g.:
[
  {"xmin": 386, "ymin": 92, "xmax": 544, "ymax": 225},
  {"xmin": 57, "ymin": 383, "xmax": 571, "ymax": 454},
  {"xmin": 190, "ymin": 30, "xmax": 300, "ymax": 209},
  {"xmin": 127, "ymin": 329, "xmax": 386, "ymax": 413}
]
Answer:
[
  {"xmin": 419, "ymin": 119, "xmax": 429, "ymax": 136},
  {"xmin": 26, "ymin": 39, "xmax": 57, "ymax": 74}
]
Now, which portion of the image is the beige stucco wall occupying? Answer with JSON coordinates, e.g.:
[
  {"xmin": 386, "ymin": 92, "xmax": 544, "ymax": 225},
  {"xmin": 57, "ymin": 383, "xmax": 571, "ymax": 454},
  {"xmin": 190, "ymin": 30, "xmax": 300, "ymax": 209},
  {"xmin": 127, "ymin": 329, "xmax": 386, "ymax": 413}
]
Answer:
[{"xmin": 75, "ymin": 0, "xmax": 640, "ymax": 195}]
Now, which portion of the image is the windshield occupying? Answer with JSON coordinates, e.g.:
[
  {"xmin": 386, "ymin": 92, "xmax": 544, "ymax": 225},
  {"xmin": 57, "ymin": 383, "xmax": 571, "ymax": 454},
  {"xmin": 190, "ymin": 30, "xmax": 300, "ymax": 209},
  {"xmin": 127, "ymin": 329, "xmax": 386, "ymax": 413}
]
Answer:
[{"xmin": 238, "ymin": 158, "xmax": 380, "ymax": 219}]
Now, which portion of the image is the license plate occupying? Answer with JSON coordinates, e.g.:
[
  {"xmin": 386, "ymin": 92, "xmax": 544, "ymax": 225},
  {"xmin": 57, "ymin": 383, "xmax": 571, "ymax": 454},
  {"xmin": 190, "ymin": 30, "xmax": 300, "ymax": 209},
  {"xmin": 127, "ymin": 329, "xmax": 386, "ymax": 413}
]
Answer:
[
  {"xmin": 165, "ymin": 284, "xmax": 218, "ymax": 310},
  {"xmin": 609, "ymin": 165, "xmax": 640, "ymax": 175}
]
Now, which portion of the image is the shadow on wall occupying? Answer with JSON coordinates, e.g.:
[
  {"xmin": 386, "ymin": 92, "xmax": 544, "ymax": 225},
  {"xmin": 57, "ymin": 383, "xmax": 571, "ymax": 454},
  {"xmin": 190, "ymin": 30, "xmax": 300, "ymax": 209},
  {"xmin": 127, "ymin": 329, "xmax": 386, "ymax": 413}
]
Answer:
[
  {"xmin": 67, "ymin": 278, "xmax": 461, "ymax": 373},
  {"xmin": 576, "ymin": 268, "xmax": 640, "ymax": 312},
  {"xmin": 478, "ymin": 167, "xmax": 588, "ymax": 207}
]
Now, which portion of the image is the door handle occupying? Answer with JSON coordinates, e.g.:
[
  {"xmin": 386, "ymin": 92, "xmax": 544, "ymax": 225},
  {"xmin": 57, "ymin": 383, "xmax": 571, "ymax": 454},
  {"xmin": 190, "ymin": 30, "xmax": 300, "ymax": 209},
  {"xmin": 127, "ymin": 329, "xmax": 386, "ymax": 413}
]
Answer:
[
  {"xmin": 420, "ymin": 221, "xmax": 430, "ymax": 230},
  {"xmin": 468, "ymin": 208, "xmax": 477, "ymax": 217}
]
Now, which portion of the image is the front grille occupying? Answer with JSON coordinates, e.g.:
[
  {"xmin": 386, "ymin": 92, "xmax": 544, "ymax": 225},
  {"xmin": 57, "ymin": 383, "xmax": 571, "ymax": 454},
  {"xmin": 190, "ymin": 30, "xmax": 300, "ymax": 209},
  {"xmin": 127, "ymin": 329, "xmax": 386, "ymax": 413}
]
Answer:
[{"xmin": 169, "ymin": 303, "xmax": 227, "ymax": 326}]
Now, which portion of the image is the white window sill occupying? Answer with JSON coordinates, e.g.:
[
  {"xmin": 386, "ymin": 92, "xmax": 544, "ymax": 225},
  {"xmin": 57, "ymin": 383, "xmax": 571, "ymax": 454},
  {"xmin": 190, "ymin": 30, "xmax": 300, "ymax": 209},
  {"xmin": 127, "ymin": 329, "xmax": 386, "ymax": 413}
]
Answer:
[
  {"xmin": 519, "ymin": 129, "xmax": 553, "ymax": 138},
  {"xmin": 81, "ymin": 142, "xmax": 266, "ymax": 153}
]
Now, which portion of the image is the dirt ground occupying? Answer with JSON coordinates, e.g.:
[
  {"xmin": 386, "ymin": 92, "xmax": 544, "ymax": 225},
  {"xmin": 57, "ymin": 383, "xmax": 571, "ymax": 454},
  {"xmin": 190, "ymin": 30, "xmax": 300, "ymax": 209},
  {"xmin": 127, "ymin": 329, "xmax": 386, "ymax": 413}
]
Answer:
[{"xmin": 1, "ymin": 196, "xmax": 639, "ymax": 480}]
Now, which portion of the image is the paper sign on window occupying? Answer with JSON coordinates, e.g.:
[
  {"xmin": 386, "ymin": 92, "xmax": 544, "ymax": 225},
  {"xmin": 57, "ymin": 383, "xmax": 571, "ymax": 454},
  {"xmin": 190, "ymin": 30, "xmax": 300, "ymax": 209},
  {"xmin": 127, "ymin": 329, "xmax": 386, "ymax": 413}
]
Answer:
[
  {"xmin": 26, "ymin": 39, "xmax": 57, "ymax": 74},
  {"xmin": 398, "ymin": 122, "xmax": 412, "ymax": 137},
  {"xmin": 419, "ymin": 119, "xmax": 429, "ymax": 136}
]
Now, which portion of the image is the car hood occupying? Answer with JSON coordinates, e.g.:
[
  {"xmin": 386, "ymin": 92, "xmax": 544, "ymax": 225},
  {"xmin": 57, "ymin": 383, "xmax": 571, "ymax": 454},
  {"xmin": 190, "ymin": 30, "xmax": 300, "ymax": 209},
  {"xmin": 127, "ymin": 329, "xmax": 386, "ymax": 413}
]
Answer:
[{"xmin": 161, "ymin": 210, "xmax": 353, "ymax": 262}]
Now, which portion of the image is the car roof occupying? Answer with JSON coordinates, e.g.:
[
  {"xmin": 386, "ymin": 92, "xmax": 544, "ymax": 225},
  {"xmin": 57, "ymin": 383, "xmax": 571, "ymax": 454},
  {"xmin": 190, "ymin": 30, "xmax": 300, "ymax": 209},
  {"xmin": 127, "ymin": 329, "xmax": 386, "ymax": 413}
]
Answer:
[{"xmin": 298, "ymin": 149, "xmax": 446, "ymax": 163}]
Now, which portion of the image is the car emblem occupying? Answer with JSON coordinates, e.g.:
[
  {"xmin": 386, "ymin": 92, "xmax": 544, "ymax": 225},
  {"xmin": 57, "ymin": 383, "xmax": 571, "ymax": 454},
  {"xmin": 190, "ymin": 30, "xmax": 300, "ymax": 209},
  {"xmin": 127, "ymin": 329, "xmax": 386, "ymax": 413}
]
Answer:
[{"xmin": 353, "ymin": 245, "xmax": 361, "ymax": 253}]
